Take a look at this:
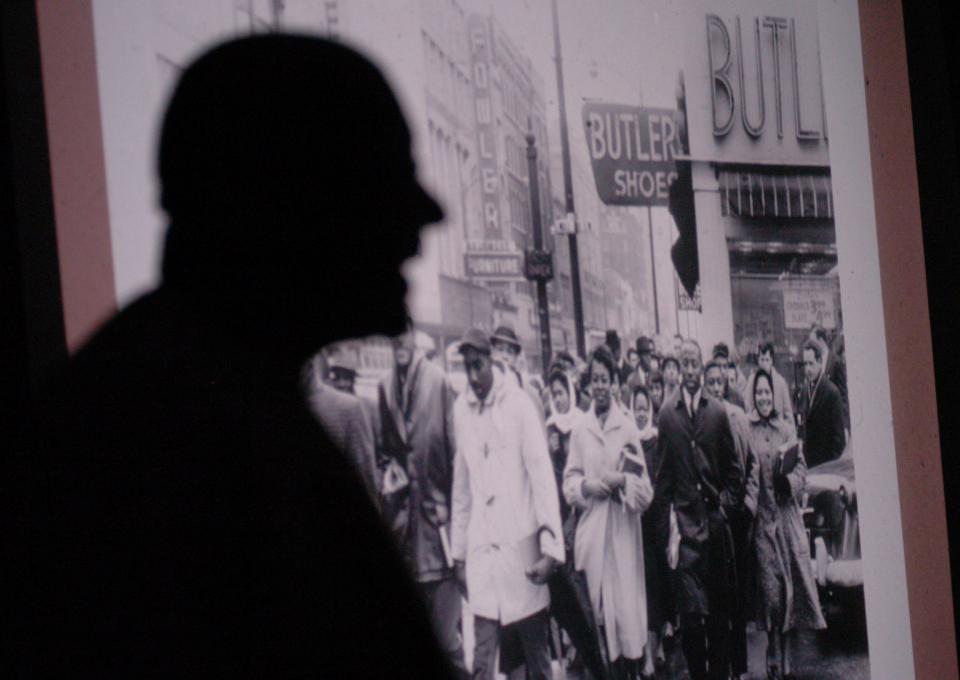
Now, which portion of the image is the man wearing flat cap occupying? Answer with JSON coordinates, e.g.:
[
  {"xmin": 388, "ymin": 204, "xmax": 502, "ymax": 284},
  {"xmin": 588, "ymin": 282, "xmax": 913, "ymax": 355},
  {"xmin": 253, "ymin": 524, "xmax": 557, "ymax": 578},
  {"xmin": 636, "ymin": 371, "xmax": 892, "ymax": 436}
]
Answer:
[{"xmin": 451, "ymin": 329, "xmax": 564, "ymax": 680}]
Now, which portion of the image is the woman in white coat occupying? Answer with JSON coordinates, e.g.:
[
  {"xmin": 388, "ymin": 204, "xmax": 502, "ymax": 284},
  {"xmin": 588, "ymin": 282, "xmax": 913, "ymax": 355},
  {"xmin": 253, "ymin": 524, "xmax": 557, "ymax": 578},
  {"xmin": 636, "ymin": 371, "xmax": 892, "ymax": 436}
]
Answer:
[{"xmin": 563, "ymin": 346, "xmax": 654, "ymax": 679}]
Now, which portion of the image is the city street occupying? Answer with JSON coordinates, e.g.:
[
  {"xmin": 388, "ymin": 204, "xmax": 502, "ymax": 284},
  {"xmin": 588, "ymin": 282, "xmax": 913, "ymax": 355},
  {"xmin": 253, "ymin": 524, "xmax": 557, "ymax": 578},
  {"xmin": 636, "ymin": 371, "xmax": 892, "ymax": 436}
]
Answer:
[
  {"xmin": 470, "ymin": 614, "xmax": 871, "ymax": 679},
  {"xmin": 774, "ymin": 629, "xmax": 870, "ymax": 680},
  {"xmin": 652, "ymin": 627, "xmax": 870, "ymax": 680}
]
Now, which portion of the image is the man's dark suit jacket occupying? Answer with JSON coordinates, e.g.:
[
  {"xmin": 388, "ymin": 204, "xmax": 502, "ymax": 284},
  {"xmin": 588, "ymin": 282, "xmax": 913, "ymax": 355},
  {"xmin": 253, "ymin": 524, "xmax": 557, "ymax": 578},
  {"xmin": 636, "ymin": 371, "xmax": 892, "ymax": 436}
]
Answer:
[
  {"xmin": 657, "ymin": 389, "xmax": 744, "ymax": 616},
  {"xmin": 801, "ymin": 375, "xmax": 846, "ymax": 468}
]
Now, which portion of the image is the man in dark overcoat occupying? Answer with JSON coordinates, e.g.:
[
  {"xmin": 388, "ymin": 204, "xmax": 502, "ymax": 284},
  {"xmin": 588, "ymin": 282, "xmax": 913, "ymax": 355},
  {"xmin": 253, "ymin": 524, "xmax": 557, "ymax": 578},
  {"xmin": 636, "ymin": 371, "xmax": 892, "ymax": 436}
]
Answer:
[
  {"xmin": 658, "ymin": 340, "xmax": 744, "ymax": 680},
  {"xmin": 798, "ymin": 339, "xmax": 847, "ymax": 468},
  {"xmin": 376, "ymin": 329, "xmax": 464, "ymax": 673}
]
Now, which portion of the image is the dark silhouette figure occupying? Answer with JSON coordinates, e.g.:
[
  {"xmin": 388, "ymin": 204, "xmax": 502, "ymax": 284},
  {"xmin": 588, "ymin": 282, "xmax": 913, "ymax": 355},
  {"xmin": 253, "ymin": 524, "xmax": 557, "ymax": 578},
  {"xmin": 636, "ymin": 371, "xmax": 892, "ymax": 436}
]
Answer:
[{"xmin": 2, "ymin": 35, "xmax": 454, "ymax": 678}]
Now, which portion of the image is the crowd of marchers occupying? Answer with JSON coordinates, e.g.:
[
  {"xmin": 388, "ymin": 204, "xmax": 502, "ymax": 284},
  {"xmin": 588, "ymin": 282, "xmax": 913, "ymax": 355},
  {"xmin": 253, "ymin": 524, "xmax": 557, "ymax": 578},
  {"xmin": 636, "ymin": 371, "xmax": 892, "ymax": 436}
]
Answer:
[{"xmin": 304, "ymin": 323, "xmax": 849, "ymax": 680}]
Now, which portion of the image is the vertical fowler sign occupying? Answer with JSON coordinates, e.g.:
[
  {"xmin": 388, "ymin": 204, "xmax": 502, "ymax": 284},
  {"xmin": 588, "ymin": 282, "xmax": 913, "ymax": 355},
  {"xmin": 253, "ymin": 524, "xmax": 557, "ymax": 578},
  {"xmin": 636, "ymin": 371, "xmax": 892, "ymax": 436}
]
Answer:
[{"xmin": 468, "ymin": 15, "xmax": 501, "ymax": 239}]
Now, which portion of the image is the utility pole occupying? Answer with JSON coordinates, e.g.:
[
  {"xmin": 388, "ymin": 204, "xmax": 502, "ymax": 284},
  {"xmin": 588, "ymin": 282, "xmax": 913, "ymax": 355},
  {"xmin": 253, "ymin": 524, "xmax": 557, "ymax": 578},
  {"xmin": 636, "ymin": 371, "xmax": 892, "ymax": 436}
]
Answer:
[
  {"xmin": 526, "ymin": 126, "xmax": 552, "ymax": 378},
  {"xmin": 647, "ymin": 205, "xmax": 660, "ymax": 334},
  {"xmin": 551, "ymin": 0, "xmax": 586, "ymax": 359}
]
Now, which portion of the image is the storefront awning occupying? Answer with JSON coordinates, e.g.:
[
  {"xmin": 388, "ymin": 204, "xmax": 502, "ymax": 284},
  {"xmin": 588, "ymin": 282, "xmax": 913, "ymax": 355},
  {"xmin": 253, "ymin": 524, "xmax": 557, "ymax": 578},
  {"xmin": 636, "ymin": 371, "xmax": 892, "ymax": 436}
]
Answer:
[{"xmin": 719, "ymin": 169, "xmax": 833, "ymax": 220}]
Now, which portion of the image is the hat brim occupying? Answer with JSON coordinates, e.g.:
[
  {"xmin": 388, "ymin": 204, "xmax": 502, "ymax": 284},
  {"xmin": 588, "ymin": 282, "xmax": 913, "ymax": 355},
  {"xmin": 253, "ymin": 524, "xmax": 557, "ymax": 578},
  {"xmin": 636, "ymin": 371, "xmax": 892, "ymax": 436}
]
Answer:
[
  {"xmin": 489, "ymin": 334, "xmax": 521, "ymax": 349},
  {"xmin": 458, "ymin": 341, "xmax": 490, "ymax": 355},
  {"xmin": 328, "ymin": 366, "xmax": 358, "ymax": 376}
]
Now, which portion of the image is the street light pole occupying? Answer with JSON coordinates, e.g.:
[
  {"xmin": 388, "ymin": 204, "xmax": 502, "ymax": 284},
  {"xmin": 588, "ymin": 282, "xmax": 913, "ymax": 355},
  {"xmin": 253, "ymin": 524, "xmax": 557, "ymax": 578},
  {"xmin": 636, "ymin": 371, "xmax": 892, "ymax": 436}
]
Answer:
[
  {"xmin": 648, "ymin": 205, "xmax": 660, "ymax": 334},
  {"xmin": 526, "ymin": 126, "xmax": 552, "ymax": 378},
  {"xmin": 551, "ymin": 0, "xmax": 586, "ymax": 360}
]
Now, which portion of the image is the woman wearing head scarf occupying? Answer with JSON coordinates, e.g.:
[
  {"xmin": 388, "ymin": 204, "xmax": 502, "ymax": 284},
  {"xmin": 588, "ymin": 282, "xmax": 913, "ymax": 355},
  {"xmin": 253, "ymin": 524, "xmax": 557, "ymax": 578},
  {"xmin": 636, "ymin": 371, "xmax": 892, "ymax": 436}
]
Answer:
[
  {"xmin": 564, "ymin": 347, "xmax": 654, "ymax": 679},
  {"xmin": 632, "ymin": 385, "xmax": 673, "ymax": 679},
  {"xmin": 748, "ymin": 370, "xmax": 826, "ymax": 680},
  {"xmin": 546, "ymin": 368, "xmax": 583, "ymax": 524}
]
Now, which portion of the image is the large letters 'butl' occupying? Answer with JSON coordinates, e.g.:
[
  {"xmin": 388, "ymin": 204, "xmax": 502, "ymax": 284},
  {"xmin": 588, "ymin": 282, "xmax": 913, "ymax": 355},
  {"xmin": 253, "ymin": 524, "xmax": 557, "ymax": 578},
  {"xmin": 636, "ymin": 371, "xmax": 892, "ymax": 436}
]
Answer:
[{"xmin": 707, "ymin": 13, "xmax": 826, "ymax": 142}]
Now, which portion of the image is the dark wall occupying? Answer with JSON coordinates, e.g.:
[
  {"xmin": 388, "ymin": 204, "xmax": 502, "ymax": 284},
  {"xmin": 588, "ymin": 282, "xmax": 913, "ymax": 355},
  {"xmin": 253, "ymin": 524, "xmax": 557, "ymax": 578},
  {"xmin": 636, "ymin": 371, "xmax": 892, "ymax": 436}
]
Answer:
[
  {"xmin": 0, "ymin": 2, "xmax": 68, "ymax": 437},
  {"xmin": 902, "ymin": 0, "xmax": 960, "ymax": 657}
]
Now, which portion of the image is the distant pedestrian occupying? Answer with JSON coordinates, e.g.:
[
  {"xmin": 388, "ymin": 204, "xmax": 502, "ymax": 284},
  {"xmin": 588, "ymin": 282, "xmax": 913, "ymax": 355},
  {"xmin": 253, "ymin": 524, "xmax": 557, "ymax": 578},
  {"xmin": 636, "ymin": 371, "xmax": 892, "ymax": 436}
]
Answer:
[
  {"xmin": 632, "ymin": 385, "xmax": 673, "ymax": 680},
  {"xmin": 672, "ymin": 334, "xmax": 684, "ymax": 359},
  {"xmin": 810, "ymin": 325, "xmax": 849, "ymax": 430},
  {"xmin": 546, "ymin": 369, "xmax": 584, "ymax": 524},
  {"xmin": 646, "ymin": 370, "xmax": 665, "ymax": 426},
  {"xmin": 744, "ymin": 342, "xmax": 794, "ymax": 426},
  {"xmin": 712, "ymin": 343, "xmax": 746, "ymax": 410},
  {"xmin": 636, "ymin": 336, "xmax": 656, "ymax": 378},
  {"xmin": 661, "ymin": 355, "xmax": 681, "ymax": 401},
  {"xmin": 626, "ymin": 347, "xmax": 641, "ymax": 377},
  {"xmin": 491, "ymin": 325, "xmax": 546, "ymax": 422},
  {"xmin": 797, "ymin": 339, "xmax": 846, "ymax": 468}
]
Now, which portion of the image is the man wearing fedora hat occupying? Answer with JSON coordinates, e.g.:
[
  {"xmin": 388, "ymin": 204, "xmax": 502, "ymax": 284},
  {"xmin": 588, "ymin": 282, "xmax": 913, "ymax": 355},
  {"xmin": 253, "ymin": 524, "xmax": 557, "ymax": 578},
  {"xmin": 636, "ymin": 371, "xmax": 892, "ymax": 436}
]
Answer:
[
  {"xmin": 490, "ymin": 325, "xmax": 545, "ymax": 424},
  {"xmin": 605, "ymin": 330, "xmax": 635, "ymax": 389}
]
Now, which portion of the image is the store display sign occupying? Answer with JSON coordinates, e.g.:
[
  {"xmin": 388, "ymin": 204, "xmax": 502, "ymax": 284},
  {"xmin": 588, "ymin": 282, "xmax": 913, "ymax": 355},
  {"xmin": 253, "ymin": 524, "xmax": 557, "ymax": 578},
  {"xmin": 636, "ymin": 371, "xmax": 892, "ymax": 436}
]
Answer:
[
  {"xmin": 678, "ymin": 281, "xmax": 702, "ymax": 311},
  {"xmin": 582, "ymin": 103, "xmax": 679, "ymax": 206},
  {"xmin": 464, "ymin": 252, "xmax": 524, "ymax": 280},
  {"xmin": 783, "ymin": 289, "xmax": 836, "ymax": 329}
]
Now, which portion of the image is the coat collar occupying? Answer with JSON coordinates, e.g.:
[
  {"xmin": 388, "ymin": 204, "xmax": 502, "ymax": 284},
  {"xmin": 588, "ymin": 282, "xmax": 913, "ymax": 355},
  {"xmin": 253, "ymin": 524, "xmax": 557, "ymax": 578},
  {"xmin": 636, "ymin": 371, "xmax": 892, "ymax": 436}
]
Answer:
[
  {"xmin": 747, "ymin": 408, "xmax": 790, "ymax": 432},
  {"xmin": 585, "ymin": 398, "xmax": 629, "ymax": 439},
  {"xmin": 464, "ymin": 364, "xmax": 508, "ymax": 413},
  {"xmin": 804, "ymin": 368, "xmax": 825, "ymax": 412},
  {"xmin": 673, "ymin": 385, "xmax": 708, "ymax": 412}
]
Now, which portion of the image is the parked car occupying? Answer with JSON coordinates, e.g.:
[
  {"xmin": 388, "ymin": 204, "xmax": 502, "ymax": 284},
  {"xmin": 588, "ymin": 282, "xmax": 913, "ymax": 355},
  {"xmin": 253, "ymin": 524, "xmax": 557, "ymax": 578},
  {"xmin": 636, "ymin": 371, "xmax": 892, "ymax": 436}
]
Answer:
[{"xmin": 802, "ymin": 445, "xmax": 865, "ymax": 623}]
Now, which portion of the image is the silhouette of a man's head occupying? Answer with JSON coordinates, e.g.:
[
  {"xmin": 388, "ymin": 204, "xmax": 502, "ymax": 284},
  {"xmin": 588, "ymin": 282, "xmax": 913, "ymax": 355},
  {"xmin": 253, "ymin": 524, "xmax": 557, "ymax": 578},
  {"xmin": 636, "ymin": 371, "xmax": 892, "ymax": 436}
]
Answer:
[{"xmin": 158, "ymin": 35, "xmax": 442, "ymax": 356}]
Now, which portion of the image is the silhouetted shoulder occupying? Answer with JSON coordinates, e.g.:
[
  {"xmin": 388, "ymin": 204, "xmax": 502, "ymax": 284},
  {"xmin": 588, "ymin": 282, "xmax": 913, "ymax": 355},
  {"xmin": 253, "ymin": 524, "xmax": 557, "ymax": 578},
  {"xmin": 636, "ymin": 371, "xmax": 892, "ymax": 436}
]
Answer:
[{"xmin": 7, "ymin": 290, "xmax": 453, "ymax": 678}]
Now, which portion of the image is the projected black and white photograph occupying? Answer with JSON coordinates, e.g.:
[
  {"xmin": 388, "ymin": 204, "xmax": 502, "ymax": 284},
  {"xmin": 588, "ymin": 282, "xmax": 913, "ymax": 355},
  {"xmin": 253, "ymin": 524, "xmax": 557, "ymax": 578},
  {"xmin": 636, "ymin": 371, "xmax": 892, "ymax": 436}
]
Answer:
[{"xmin": 80, "ymin": 1, "xmax": 886, "ymax": 678}]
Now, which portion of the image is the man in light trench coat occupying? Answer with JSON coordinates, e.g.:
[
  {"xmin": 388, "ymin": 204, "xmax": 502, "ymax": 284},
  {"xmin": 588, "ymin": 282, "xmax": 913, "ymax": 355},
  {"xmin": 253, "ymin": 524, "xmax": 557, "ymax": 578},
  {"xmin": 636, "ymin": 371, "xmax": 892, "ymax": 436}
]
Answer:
[{"xmin": 451, "ymin": 329, "xmax": 565, "ymax": 680}]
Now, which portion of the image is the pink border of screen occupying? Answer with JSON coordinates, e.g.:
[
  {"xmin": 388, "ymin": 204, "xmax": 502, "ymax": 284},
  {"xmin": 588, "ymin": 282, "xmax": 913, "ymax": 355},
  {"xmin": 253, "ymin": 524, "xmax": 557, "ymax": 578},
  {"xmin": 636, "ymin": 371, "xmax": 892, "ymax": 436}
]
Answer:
[{"xmin": 858, "ymin": 2, "xmax": 956, "ymax": 678}]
